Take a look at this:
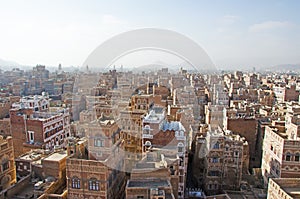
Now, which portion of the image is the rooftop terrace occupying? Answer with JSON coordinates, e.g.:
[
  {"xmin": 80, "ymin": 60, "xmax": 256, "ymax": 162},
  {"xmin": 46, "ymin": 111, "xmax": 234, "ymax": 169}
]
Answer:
[
  {"xmin": 272, "ymin": 178, "xmax": 300, "ymax": 199},
  {"xmin": 127, "ymin": 179, "xmax": 171, "ymax": 188}
]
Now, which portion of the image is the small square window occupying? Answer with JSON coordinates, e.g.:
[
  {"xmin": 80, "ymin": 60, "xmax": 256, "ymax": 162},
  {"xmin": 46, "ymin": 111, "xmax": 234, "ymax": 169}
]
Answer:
[{"xmin": 94, "ymin": 139, "xmax": 104, "ymax": 147}]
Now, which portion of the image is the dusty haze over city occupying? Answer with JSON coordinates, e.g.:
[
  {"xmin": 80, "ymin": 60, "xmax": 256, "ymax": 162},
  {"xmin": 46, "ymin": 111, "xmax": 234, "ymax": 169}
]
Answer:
[{"xmin": 0, "ymin": 1, "xmax": 300, "ymax": 199}]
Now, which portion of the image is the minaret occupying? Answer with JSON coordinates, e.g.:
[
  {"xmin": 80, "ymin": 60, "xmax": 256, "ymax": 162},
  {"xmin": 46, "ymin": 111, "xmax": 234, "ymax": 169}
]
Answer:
[
  {"xmin": 157, "ymin": 77, "xmax": 160, "ymax": 87},
  {"xmin": 146, "ymin": 76, "xmax": 150, "ymax": 94},
  {"xmin": 57, "ymin": 63, "xmax": 62, "ymax": 74}
]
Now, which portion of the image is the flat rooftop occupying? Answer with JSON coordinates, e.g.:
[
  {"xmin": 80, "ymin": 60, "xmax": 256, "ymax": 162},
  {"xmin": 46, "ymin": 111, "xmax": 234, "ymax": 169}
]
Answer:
[
  {"xmin": 272, "ymin": 178, "xmax": 300, "ymax": 198},
  {"xmin": 19, "ymin": 153, "xmax": 42, "ymax": 161},
  {"xmin": 43, "ymin": 151, "xmax": 67, "ymax": 162},
  {"xmin": 127, "ymin": 179, "xmax": 170, "ymax": 188}
]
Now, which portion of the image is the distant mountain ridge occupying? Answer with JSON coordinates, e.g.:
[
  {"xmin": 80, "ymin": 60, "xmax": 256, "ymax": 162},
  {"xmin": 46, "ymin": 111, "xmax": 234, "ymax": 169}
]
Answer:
[
  {"xmin": 0, "ymin": 57, "xmax": 299, "ymax": 73},
  {"xmin": 269, "ymin": 64, "xmax": 300, "ymax": 71},
  {"xmin": 0, "ymin": 58, "xmax": 81, "ymax": 72},
  {"xmin": 0, "ymin": 58, "xmax": 20, "ymax": 68},
  {"xmin": 131, "ymin": 63, "xmax": 179, "ymax": 73}
]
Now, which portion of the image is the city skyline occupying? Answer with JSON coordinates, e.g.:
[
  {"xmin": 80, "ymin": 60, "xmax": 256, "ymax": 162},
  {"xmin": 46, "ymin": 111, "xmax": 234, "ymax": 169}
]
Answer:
[
  {"xmin": 0, "ymin": 0, "xmax": 300, "ymax": 69},
  {"xmin": 1, "ymin": 1, "xmax": 300, "ymax": 198},
  {"xmin": 0, "ymin": 61, "xmax": 300, "ymax": 198}
]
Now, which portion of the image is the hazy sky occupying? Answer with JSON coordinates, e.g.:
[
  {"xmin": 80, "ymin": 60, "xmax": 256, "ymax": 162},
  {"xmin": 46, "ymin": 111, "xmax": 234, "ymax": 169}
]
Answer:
[{"xmin": 0, "ymin": 0, "xmax": 300, "ymax": 69}]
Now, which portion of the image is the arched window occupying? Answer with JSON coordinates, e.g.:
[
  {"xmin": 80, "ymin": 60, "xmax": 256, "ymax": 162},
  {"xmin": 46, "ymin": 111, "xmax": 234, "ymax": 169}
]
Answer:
[
  {"xmin": 208, "ymin": 181, "xmax": 213, "ymax": 190},
  {"xmin": 144, "ymin": 125, "xmax": 150, "ymax": 134},
  {"xmin": 212, "ymin": 157, "xmax": 219, "ymax": 163},
  {"xmin": 71, "ymin": 177, "xmax": 80, "ymax": 189},
  {"xmin": 178, "ymin": 142, "xmax": 184, "ymax": 153},
  {"xmin": 285, "ymin": 166, "xmax": 290, "ymax": 171},
  {"xmin": 180, "ymin": 131, "xmax": 184, "ymax": 136},
  {"xmin": 225, "ymin": 144, "xmax": 229, "ymax": 151},
  {"xmin": 234, "ymin": 151, "xmax": 239, "ymax": 157},
  {"xmin": 94, "ymin": 139, "xmax": 104, "ymax": 147},
  {"xmin": 214, "ymin": 181, "xmax": 219, "ymax": 190},
  {"xmin": 1, "ymin": 156, "xmax": 9, "ymax": 172},
  {"xmin": 88, "ymin": 178, "xmax": 99, "ymax": 191},
  {"xmin": 291, "ymin": 132, "xmax": 295, "ymax": 139},
  {"xmin": 286, "ymin": 152, "xmax": 291, "ymax": 161},
  {"xmin": 295, "ymin": 153, "xmax": 300, "ymax": 162},
  {"xmin": 213, "ymin": 141, "xmax": 220, "ymax": 149},
  {"xmin": 145, "ymin": 141, "xmax": 152, "ymax": 147}
]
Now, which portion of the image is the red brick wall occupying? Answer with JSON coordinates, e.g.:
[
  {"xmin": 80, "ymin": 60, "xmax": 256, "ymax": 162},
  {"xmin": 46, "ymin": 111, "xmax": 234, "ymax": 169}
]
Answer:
[
  {"xmin": 0, "ymin": 119, "xmax": 11, "ymax": 136},
  {"xmin": 10, "ymin": 109, "xmax": 43, "ymax": 157},
  {"xmin": 227, "ymin": 118, "xmax": 258, "ymax": 168},
  {"xmin": 285, "ymin": 86, "xmax": 299, "ymax": 102},
  {"xmin": 0, "ymin": 102, "xmax": 10, "ymax": 119},
  {"xmin": 144, "ymin": 130, "xmax": 176, "ymax": 147}
]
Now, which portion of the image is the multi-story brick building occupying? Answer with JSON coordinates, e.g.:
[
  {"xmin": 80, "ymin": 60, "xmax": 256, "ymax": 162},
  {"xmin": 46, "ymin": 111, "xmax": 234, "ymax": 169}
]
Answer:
[
  {"xmin": 12, "ymin": 94, "xmax": 50, "ymax": 112},
  {"xmin": 285, "ymin": 84, "xmax": 299, "ymax": 102},
  {"xmin": 0, "ymin": 96, "xmax": 20, "ymax": 119},
  {"xmin": 243, "ymin": 73, "xmax": 261, "ymax": 89},
  {"xmin": 267, "ymin": 178, "xmax": 300, "ymax": 199},
  {"xmin": 226, "ymin": 117, "xmax": 259, "ymax": 169},
  {"xmin": 67, "ymin": 157, "xmax": 126, "ymax": 199},
  {"xmin": 13, "ymin": 148, "xmax": 68, "ymax": 199},
  {"xmin": 141, "ymin": 108, "xmax": 187, "ymax": 199},
  {"xmin": 0, "ymin": 119, "xmax": 10, "ymax": 137},
  {"xmin": 262, "ymin": 102, "xmax": 300, "ymax": 183},
  {"xmin": 0, "ymin": 98, "xmax": 11, "ymax": 119},
  {"xmin": 66, "ymin": 116, "xmax": 126, "ymax": 199},
  {"xmin": 170, "ymin": 75, "xmax": 189, "ymax": 96},
  {"xmin": 0, "ymin": 136, "xmax": 16, "ymax": 191},
  {"xmin": 273, "ymin": 84, "xmax": 286, "ymax": 103},
  {"xmin": 205, "ymin": 103, "xmax": 226, "ymax": 130},
  {"xmin": 192, "ymin": 129, "xmax": 248, "ymax": 195},
  {"xmin": 211, "ymin": 84, "xmax": 229, "ymax": 106},
  {"xmin": 30, "ymin": 65, "xmax": 49, "ymax": 79},
  {"xmin": 10, "ymin": 106, "xmax": 70, "ymax": 157},
  {"xmin": 62, "ymin": 81, "xmax": 74, "ymax": 94},
  {"xmin": 125, "ymin": 149, "xmax": 179, "ymax": 199},
  {"xmin": 258, "ymin": 89, "xmax": 276, "ymax": 107},
  {"xmin": 118, "ymin": 94, "xmax": 164, "ymax": 172},
  {"xmin": 119, "ymin": 108, "xmax": 145, "ymax": 171},
  {"xmin": 261, "ymin": 124, "xmax": 300, "ymax": 186}
]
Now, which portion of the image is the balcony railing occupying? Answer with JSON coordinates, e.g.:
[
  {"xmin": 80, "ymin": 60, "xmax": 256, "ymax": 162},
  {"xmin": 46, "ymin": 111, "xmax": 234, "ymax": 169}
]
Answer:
[
  {"xmin": 176, "ymin": 136, "xmax": 186, "ymax": 141},
  {"xmin": 142, "ymin": 134, "xmax": 153, "ymax": 139}
]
